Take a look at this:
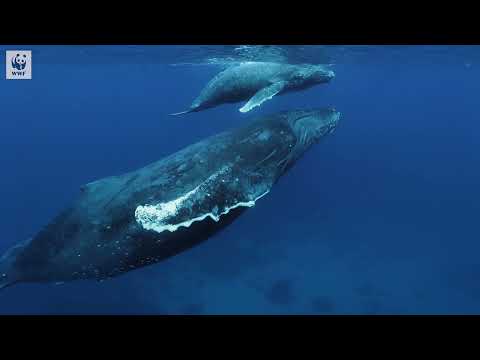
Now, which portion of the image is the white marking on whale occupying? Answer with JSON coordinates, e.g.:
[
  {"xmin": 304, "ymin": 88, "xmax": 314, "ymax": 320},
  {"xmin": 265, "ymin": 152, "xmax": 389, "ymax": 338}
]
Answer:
[
  {"xmin": 135, "ymin": 166, "xmax": 270, "ymax": 234},
  {"xmin": 135, "ymin": 191, "xmax": 269, "ymax": 234}
]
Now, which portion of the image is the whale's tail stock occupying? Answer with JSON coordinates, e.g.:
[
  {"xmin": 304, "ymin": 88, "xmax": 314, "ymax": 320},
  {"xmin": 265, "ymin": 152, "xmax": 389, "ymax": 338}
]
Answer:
[
  {"xmin": 0, "ymin": 258, "xmax": 16, "ymax": 291},
  {"xmin": 0, "ymin": 240, "xmax": 28, "ymax": 291},
  {"xmin": 168, "ymin": 109, "xmax": 193, "ymax": 116}
]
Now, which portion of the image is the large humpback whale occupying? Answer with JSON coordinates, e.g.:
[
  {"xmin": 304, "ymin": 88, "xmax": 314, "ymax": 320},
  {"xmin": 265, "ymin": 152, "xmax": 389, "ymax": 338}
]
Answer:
[
  {"xmin": 170, "ymin": 62, "xmax": 335, "ymax": 115},
  {"xmin": 0, "ymin": 108, "xmax": 340, "ymax": 290}
]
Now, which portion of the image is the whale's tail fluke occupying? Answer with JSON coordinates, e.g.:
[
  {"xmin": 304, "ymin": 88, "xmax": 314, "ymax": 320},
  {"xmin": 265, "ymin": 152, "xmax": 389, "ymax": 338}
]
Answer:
[{"xmin": 169, "ymin": 109, "xmax": 193, "ymax": 116}]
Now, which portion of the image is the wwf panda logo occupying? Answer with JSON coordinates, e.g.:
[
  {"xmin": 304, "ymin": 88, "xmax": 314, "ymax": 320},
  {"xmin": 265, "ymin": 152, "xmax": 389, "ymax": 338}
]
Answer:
[{"xmin": 11, "ymin": 53, "xmax": 27, "ymax": 70}]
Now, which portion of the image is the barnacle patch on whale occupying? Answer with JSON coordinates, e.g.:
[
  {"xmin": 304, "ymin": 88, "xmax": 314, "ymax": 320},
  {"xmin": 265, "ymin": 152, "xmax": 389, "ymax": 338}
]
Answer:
[{"xmin": 134, "ymin": 166, "xmax": 269, "ymax": 234}]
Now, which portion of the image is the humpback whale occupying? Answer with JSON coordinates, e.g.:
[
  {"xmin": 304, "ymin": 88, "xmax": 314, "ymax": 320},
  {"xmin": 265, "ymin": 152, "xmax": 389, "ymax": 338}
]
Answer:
[
  {"xmin": 0, "ymin": 108, "xmax": 340, "ymax": 290},
  {"xmin": 170, "ymin": 62, "xmax": 335, "ymax": 115}
]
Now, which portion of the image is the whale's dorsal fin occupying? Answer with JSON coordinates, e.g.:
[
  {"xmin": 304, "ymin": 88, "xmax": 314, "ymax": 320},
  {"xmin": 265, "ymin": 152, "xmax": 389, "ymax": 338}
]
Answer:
[{"xmin": 239, "ymin": 81, "xmax": 287, "ymax": 113}]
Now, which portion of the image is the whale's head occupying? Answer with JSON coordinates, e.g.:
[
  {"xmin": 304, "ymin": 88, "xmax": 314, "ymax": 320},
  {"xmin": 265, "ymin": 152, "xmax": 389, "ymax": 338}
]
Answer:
[
  {"xmin": 310, "ymin": 65, "xmax": 335, "ymax": 83},
  {"xmin": 289, "ymin": 64, "xmax": 335, "ymax": 88},
  {"xmin": 288, "ymin": 107, "xmax": 340, "ymax": 146},
  {"xmin": 273, "ymin": 107, "xmax": 340, "ymax": 172}
]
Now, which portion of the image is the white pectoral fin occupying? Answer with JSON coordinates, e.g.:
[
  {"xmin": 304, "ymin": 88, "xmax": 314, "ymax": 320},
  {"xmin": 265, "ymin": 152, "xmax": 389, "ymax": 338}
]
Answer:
[{"xmin": 239, "ymin": 81, "xmax": 287, "ymax": 113}]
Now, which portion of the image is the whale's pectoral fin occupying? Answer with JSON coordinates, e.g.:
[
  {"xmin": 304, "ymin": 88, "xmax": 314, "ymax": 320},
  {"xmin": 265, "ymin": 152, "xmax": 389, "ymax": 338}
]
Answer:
[{"xmin": 239, "ymin": 81, "xmax": 287, "ymax": 113}]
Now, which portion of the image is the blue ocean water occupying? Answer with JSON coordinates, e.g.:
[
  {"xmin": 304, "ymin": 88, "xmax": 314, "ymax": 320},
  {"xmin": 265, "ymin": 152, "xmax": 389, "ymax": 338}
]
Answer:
[{"xmin": 0, "ymin": 45, "xmax": 479, "ymax": 314}]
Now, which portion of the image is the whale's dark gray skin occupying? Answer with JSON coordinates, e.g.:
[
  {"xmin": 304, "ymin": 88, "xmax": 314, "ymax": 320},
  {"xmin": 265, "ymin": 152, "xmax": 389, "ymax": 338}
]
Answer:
[
  {"xmin": 170, "ymin": 62, "xmax": 335, "ymax": 115},
  {"xmin": 0, "ymin": 108, "xmax": 340, "ymax": 290}
]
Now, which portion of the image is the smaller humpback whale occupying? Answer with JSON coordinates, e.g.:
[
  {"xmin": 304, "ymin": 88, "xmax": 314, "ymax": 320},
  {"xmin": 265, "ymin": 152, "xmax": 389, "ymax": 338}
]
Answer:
[
  {"xmin": 0, "ymin": 108, "xmax": 340, "ymax": 290},
  {"xmin": 170, "ymin": 62, "xmax": 335, "ymax": 115}
]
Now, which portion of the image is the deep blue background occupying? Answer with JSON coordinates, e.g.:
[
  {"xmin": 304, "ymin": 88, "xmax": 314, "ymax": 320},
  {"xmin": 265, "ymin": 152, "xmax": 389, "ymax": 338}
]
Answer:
[{"xmin": 0, "ymin": 46, "xmax": 479, "ymax": 314}]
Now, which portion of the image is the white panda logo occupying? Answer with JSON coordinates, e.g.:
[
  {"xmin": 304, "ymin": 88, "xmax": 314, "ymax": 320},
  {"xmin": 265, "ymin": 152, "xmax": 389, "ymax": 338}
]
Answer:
[{"xmin": 11, "ymin": 53, "xmax": 27, "ymax": 70}]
